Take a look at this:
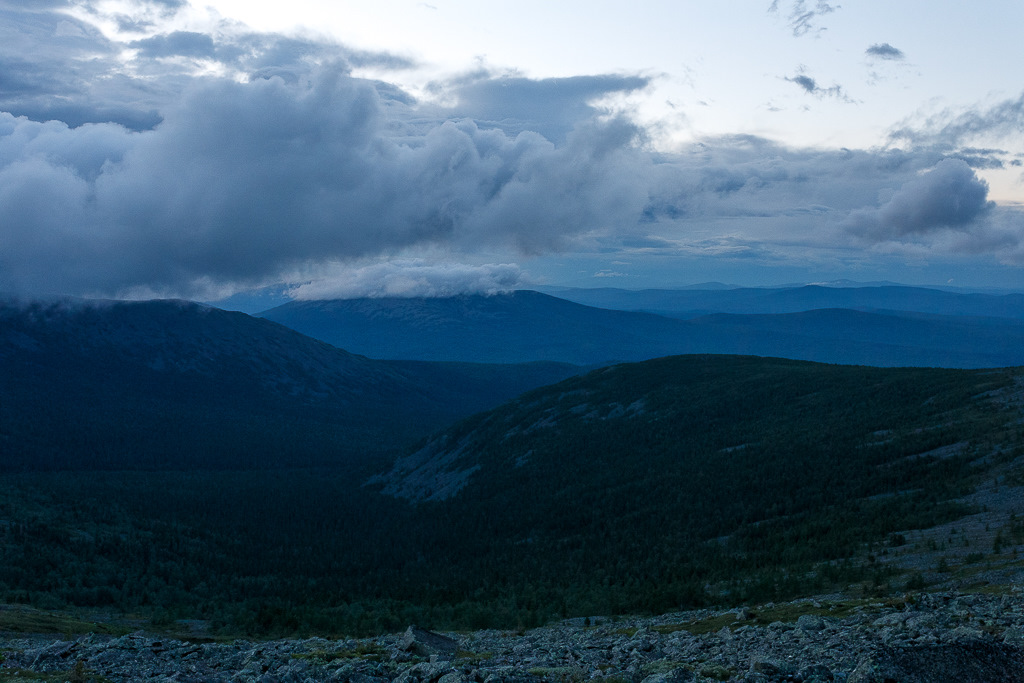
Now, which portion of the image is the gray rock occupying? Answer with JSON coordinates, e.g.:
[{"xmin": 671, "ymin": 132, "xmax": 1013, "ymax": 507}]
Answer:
[
  {"xmin": 848, "ymin": 639, "xmax": 1024, "ymax": 683},
  {"xmin": 395, "ymin": 661, "xmax": 456, "ymax": 683},
  {"xmin": 749, "ymin": 658, "xmax": 792, "ymax": 676},
  {"xmin": 639, "ymin": 667, "xmax": 695, "ymax": 683},
  {"xmin": 797, "ymin": 663, "xmax": 834, "ymax": 682},
  {"xmin": 796, "ymin": 615, "xmax": 826, "ymax": 632},
  {"xmin": 401, "ymin": 626, "xmax": 459, "ymax": 659}
]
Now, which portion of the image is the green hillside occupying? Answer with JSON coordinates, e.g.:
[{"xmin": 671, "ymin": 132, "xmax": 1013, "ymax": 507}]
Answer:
[
  {"xmin": 2, "ymin": 349, "xmax": 1024, "ymax": 637},
  {"xmin": 0, "ymin": 298, "xmax": 578, "ymax": 471},
  {"xmin": 368, "ymin": 356, "xmax": 1024, "ymax": 619}
]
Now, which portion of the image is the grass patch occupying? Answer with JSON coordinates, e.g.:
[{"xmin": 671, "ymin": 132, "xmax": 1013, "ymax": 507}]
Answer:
[
  {"xmin": 652, "ymin": 598, "xmax": 887, "ymax": 636},
  {"xmin": 697, "ymin": 662, "xmax": 732, "ymax": 681},
  {"xmin": 0, "ymin": 607, "xmax": 128, "ymax": 637},
  {"xmin": 454, "ymin": 650, "xmax": 493, "ymax": 666},
  {"xmin": 610, "ymin": 627, "xmax": 638, "ymax": 637}
]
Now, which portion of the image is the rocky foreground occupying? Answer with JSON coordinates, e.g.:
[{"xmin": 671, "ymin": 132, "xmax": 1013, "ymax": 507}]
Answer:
[{"xmin": 6, "ymin": 591, "xmax": 1024, "ymax": 683}]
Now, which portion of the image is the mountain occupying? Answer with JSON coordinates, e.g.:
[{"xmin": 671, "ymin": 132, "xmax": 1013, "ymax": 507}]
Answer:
[
  {"xmin": 540, "ymin": 284, "xmax": 1024, "ymax": 319},
  {"xmin": 4, "ymin": 350, "xmax": 1024, "ymax": 635},
  {"xmin": 257, "ymin": 290, "xmax": 1024, "ymax": 367},
  {"xmin": 367, "ymin": 354, "xmax": 1024, "ymax": 614},
  {"xmin": 373, "ymin": 355, "xmax": 1020, "ymax": 504},
  {"xmin": 693, "ymin": 308, "xmax": 1024, "ymax": 368},
  {"xmin": 258, "ymin": 291, "xmax": 691, "ymax": 364},
  {"xmin": 0, "ymin": 297, "xmax": 579, "ymax": 471},
  {"xmin": 204, "ymin": 283, "xmax": 294, "ymax": 314}
]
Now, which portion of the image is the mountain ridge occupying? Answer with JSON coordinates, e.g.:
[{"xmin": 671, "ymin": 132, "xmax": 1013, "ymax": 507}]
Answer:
[
  {"xmin": 0, "ymin": 297, "xmax": 580, "ymax": 471},
  {"xmin": 257, "ymin": 290, "xmax": 1024, "ymax": 367}
]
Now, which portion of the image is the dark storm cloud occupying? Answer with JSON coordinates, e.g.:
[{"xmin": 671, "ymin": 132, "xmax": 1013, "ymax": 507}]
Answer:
[
  {"xmin": 844, "ymin": 159, "xmax": 993, "ymax": 240},
  {"xmin": 768, "ymin": 0, "xmax": 840, "ymax": 37},
  {"xmin": 865, "ymin": 43, "xmax": 905, "ymax": 60},
  {"xmin": 0, "ymin": 67, "xmax": 652, "ymax": 296}
]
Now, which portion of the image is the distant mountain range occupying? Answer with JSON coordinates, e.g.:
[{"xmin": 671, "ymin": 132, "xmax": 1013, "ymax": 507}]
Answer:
[
  {"xmin": 535, "ymin": 284, "xmax": 1024, "ymax": 319},
  {"xmin": 0, "ymin": 298, "xmax": 578, "ymax": 471},
  {"xmin": 258, "ymin": 289, "xmax": 1024, "ymax": 367}
]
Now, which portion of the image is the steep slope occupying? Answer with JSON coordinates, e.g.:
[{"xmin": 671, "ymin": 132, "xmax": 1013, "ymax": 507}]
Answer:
[
  {"xmin": 0, "ymin": 297, "xmax": 578, "ymax": 471},
  {"xmin": 368, "ymin": 355, "xmax": 1024, "ymax": 611},
  {"xmin": 258, "ymin": 290, "xmax": 1024, "ymax": 367}
]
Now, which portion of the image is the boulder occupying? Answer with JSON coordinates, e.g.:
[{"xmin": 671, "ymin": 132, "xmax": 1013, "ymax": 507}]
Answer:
[
  {"xmin": 849, "ymin": 639, "xmax": 1024, "ymax": 683},
  {"xmin": 400, "ymin": 626, "xmax": 459, "ymax": 658},
  {"xmin": 639, "ymin": 667, "xmax": 695, "ymax": 683}
]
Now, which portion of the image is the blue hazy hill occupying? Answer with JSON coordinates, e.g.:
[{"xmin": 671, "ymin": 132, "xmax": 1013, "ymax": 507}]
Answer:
[
  {"xmin": 537, "ymin": 284, "xmax": 1024, "ymax": 319},
  {"xmin": 258, "ymin": 290, "xmax": 1024, "ymax": 368}
]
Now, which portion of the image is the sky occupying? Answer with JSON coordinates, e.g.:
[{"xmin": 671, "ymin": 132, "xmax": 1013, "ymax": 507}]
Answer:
[{"xmin": 1, "ymin": 0, "xmax": 1023, "ymax": 299}]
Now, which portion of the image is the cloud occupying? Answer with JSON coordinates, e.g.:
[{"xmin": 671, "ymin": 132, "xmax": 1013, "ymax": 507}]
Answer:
[
  {"xmin": 844, "ymin": 158, "xmax": 994, "ymax": 240},
  {"xmin": 785, "ymin": 69, "xmax": 852, "ymax": 101},
  {"xmin": 1, "ymin": 1, "xmax": 1021, "ymax": 298},
  {"xmin": 0, "ymin": 1, "xmax": 414, "ymax": 131},
  {"xmin": 768, "ymin": 0, "xmax": 840, "ymax": 37},
  {"xmin": 0, "ymin": 3, "xmax": 160, "ymax": 129},
  {"xmin": 289, "ymin": 261, "xmax": 524, "ymax": 300},
  {"xmin": 130, "ymin": 31, "xmax": 216, "ymax": 59},
  {"xmin": 889, "ymin": 92, "xmax": 1024, "ymax": 152},
  {"xmin": 427, "ymin": 71, "xmax": 650, "ymax": 142},
  {"xmin": 865, "ymin": 43, "xmax": 905, "ymax": 60},
  {"xmin": 0, "ymin": 66, "xmax": 651, "ymax": 297},
  {"xmin": 788, "ymin": 74, "xmax": 818, "ymax": 94}
]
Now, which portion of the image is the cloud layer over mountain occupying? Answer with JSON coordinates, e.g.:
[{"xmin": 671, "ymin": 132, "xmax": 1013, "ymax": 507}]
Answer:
[{"xmin": 0, "ymin": 0, "xmax": 1022, "ymax": 298}]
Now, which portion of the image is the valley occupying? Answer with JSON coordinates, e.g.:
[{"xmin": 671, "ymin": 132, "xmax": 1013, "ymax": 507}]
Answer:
[{"xmin": 3, "ymin": 284, "xmax": 1024, "ymax": 682}]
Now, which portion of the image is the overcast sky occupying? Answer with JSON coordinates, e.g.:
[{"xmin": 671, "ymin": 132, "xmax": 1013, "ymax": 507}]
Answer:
[{"xmin": 2, "ymin": 0, "xmax": 1023, "ymax": 299}]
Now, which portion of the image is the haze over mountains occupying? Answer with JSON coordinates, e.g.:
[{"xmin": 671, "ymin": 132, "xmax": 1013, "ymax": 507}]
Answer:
[
  {"xmin": 538, "ymin": 284, "xmax": 1024, "ymax": 319},
  {"xmin": 258, "ymin": 286, "xmax": 1024, "ymax": 368}
]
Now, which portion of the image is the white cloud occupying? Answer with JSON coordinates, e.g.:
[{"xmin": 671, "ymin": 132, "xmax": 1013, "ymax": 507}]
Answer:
[{"xmin": 288, "ymin": 260, "xmax": 524, "ymax": 300}]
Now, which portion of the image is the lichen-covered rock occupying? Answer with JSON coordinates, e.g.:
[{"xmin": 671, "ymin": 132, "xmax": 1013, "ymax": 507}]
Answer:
[{"xmin": 7, "ymin": 592, "xmax": 1024, "ymax": 683}]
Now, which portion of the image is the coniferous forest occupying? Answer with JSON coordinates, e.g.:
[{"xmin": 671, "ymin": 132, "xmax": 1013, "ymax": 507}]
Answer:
[{"xmin": 3, "ymin": 299, "xmax": 1024, "ymax": 637}]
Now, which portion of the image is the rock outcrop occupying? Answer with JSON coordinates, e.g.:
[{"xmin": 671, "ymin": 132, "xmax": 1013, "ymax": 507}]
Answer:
[{"xmin": 5, "ymin": 592, "xmax": 1024, "ymax": 682}]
